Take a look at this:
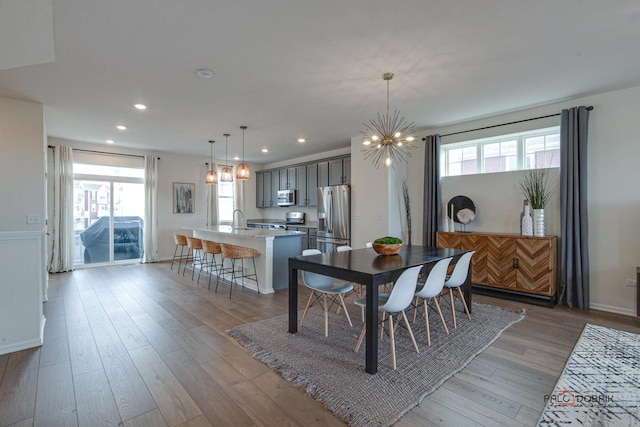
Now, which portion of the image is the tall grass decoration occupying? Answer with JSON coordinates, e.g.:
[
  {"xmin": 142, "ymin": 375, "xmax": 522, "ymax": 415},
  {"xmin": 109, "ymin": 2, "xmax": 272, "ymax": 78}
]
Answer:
[{"xmin": 519, "ymin": 168, "xmax": 555, "ymax": 209}]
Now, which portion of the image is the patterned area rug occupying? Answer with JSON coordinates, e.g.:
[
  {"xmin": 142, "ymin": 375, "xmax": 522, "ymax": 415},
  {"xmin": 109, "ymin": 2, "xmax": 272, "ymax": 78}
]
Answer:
[
  {"xmin": 227, "ymin": 302, "xmax": 525, "ymax": 426},
  {"xmin": 538, "ymin": 323, "xmax": 640, "ymax": 426}
]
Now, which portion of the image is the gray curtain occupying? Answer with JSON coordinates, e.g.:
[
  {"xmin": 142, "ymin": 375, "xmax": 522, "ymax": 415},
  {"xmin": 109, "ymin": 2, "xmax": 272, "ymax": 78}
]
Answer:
[
  {"xmin": 422, "ymin": 134, "xmax": 441, "ymax": 247},
  {"xmin": 559, "ymin": 106, "xmax": 590, "ymax": 309}
]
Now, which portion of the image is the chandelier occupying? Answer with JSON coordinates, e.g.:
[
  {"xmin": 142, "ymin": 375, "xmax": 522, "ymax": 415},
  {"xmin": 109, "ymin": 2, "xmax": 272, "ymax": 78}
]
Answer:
[
  {"xmin": 220, "ymin": 133, "xmax": 233, "ymax": 182},
  {"xmin": 361, "ymin": 72, "xmax": 416, "ymax": 168},
  {"xmin": 236, "ymin": 125, "xmax": 251, "ymax": 180},
  {"xmin": 205, "ymin": 140, "xmax": 218, "ymax": 185}
]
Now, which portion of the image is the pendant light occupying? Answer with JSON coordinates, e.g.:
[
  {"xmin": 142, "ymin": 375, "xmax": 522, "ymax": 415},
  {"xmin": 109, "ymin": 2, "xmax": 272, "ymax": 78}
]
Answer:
[
  {"xmin": 236, "ymin": 125, "xmax": 251, "ymax": 181},
  {"xmin": 361, "ymin": 72, "xmax": 416, "ymax": 168},
  {"xmin": 205, "ymin": 140, "xmax": 218, "ymax": 185},
  {"xmin": 220, "ymin": 133, "xmax": 233, "ymax": 182}
]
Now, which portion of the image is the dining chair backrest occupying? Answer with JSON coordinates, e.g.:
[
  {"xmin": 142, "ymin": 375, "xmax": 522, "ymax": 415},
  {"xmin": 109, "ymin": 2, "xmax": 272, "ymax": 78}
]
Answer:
[
  {"xmin": 445, "ymin": 251, "xmax": 475, "ymax": 288},
  {"xmin": 301, "ymin": 249, "xmax": 333, "ymax": 288},
  {"xmin": 415, "ymin": 257, "xmax": 452, "ymax": 299},
  {"xmin": 379, "ymin": 265, "xmax": 423, "ymax": 313},
  {"xmin": 337, "ymin": 245, "xmax": 352, "ymax": 252}
]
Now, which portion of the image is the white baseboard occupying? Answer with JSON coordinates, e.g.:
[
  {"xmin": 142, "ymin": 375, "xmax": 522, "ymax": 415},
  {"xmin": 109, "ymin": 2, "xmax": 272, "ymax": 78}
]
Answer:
[
  {"xmin": 590, "ymin": 303, "xmax": 636, "ymax": 317},
  {"xmin": 0, "ymin": 335, "xmax": 44, "ymax": 356}
]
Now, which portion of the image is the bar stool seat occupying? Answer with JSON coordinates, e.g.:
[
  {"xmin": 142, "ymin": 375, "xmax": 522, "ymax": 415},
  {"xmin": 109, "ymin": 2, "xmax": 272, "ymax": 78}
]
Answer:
[
  {"xmin": 198, "ymin": 240, "xmax": 224, "ymax": 289},
  {"xmin": 170, "ymin": 234, "xmax": 190, "ymax": 273},
  {"xmin": 183, "ymin": 237, "xmax": 204, "ymax": 280},
  {"xmin": 217, "ymin": 243, "xmax": 260, "ymax": 298}
]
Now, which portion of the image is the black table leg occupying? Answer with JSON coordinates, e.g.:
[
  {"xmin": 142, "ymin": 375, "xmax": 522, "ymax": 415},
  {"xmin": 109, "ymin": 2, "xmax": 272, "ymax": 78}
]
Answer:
[
  {"xmin": 463, "ymin": 263, "xmax": 472, "ymax": 314},
  {"xmin": 289, "ymin": 265, "xmax": 298, "ymax": 333},
  {"xmin": 365, "ymin": 280, "xmax": 378, "ymax": 374}
]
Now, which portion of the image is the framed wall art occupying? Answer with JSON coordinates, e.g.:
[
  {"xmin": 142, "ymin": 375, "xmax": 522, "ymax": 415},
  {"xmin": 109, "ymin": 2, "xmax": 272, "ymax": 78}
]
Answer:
[{"xmin": 173, "ymin": 182, "xmax": 195, "ymax": 213}]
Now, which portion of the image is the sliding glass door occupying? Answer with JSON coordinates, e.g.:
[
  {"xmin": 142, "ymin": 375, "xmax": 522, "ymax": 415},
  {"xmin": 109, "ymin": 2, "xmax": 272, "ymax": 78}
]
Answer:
[{"xmin": 73, "ymin": 163, "xmax": 144, "ymax": 267}]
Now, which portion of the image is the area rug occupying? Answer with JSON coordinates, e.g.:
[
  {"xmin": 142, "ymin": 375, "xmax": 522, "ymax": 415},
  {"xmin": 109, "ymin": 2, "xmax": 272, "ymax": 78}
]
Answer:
[
  {"xmin": 538, "ymin": 323, "xmax": 640, "ymax": 427},
  {"xmin": 227, "ymin": 302, "xmax": 525, "ymax": 426}
]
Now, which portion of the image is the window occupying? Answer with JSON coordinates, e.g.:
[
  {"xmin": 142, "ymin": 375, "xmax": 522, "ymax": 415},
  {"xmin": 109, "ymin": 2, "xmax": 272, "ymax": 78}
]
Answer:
[
  {"xmin": 441, "ymin": 127, "xmax": 560, "ymax": 177},
  {"xmin": 217, "ymin": 169, "xmax": 235, "ymax": 224}
]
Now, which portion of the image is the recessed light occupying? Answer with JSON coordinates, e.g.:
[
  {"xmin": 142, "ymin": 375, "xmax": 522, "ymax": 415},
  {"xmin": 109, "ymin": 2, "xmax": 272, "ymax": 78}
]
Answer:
[
  {"xmin": 233, "ymin": 156, "xmax": 240, "ymax": 161},
  {"xmin": 195, "ymin": 68, "xmax": 214, "ymax": 79},
  {"xmin": 134, "ymin": 103, "xmax": 147, "ymax": 110},
  {"xmin": 106, "ymin": 139, "xmax": 115, "ymax": 144},
  {"xmin": 116, "ymin": 125, "xmax": 127, "ymax": 131},
  {"xmin": 261, "ymin": 148, "xmax": 269, "ymax": 153},
  {"xmin": 297, "ymin": 138, "xmax": 306, "ymax": 143}
]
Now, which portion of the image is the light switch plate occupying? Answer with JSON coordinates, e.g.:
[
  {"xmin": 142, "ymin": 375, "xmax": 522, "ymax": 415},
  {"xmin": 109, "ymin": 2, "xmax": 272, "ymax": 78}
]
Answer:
[{"xmin": 27, "ymin": 214, "xmax": 40, "ymax": 224}]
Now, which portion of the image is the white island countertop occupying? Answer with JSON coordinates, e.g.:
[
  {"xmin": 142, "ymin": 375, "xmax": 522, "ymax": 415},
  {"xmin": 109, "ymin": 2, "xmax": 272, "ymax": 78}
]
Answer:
[
  {"xmin": 190, "ymin": 225, "xmax": 304, "ymax": 239},
  {"xmin": 188, "ymin": 226, "xmax": 304, "ymax": 294}
]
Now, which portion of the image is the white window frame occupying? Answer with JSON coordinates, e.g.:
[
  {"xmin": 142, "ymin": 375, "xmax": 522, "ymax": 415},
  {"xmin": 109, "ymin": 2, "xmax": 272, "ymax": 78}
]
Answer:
[
  {"xmin": 217, "ymin": 168, "xmax": 235, "ymax": 225},
  {"xmin": 441, "ymin": 126, "xmax": 560, "ymax": 177}
]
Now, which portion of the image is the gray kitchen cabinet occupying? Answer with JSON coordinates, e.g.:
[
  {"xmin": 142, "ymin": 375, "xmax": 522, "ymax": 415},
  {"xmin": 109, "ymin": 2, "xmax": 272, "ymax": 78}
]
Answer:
[
  {"xmin": 296, "ymin": 163, "xmax": 318, "ymax": 207},
  {"xmin": 271, "ymin": 171, "xmax": 280, "ymax": 206},
  {"xmin": 279, "ymin": 167, "xmax": 296, "ymax": 190},
  {"xmin": 318, "ymin": 161, "xmax": 329, "ymax": 187},
  {"xmin": 263, "ymin": 171, "xmax": 273, "ymax": 207},
  {"xmin": 328, "ymin": 157, "xmax": 350, "ymax": 185},
  {"xmin": 256, "ymin": 172, "xmax": 265, "ymax": 208}
]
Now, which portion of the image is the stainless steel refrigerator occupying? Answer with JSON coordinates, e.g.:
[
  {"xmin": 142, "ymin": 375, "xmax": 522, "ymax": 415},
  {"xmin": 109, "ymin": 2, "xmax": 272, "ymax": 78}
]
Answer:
[{"xmin": 316, "ymin": 185, "xmax": 350, "ymax": 252}]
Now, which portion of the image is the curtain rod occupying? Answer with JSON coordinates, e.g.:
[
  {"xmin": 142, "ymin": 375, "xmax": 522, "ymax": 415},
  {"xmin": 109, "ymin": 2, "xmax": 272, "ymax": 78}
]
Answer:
[
  {"xmin": 48, "ymin": 145, "xmax": 159, "ymax": 160},
  {"xmin": 422, "ymin": 106, "xmax": 594, "ymax": 140}
]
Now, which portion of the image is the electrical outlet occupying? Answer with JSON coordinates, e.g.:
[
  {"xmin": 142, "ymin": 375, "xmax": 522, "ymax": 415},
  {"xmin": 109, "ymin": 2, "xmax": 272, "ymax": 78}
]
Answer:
[
  {"xmin": 625, "ymin": 279, "xmax": 637, "ymax": 287},
  {"xmin": 26, "ymin": 214, "xmax": 40, "ymax": 224}
]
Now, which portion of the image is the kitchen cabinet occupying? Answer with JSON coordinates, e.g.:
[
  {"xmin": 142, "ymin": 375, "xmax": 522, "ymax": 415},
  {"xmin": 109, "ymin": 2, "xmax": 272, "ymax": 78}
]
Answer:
[
  {"xmin": 256, "ymin": 172, "xmax": 265, "ymax": 208},
  {"xmin": 255, "ymin": 155, "xmax": 349, "ymax": 208},
  {"xmin": 263, "ymin": 172, "xmax": 273, "ymax": 207},
  {"xmin": 279, "ymin": 167, "xmax": 296, "ymax": 190},
  {"xmin": 318, "ymin": 161, "xmax": 329, "ymax": 187},
  {"xmin": 436, "ymin": 232, "xmax": 557, "ymax": 303},
  {"xmin": 328, "ymin": 158, "xmax": 349, "ymax": 185},
  {"xmin": 296, "ymin": 163, "xmax": 318, "ymax": 207},
  {"xmin": 271, "ymin": 171, "xmax": 280, "ymax": 206}
]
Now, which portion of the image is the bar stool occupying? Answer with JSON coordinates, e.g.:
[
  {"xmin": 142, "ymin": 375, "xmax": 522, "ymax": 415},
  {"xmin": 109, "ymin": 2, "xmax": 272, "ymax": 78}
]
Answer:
[
  {"xmin": 216, "ymin": 243, "xmax": 260, "ymax": 298},
  {"xmin": 198, "ymin": 240, "xmax": 223, "ymax": 290},
  {"xmin": 183, "ymin": 237, "xmax": 204, "ymax": 280},
  {"xmin": 170, "ymin": 234, "xmax": 190, "ymax": 273}
]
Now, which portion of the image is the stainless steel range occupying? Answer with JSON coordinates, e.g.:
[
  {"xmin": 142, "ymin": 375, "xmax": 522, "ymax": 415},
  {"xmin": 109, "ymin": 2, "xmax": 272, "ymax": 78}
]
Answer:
[{"xmin": 267, "ymin": 212, "xmax": 305, "ymax": 230}]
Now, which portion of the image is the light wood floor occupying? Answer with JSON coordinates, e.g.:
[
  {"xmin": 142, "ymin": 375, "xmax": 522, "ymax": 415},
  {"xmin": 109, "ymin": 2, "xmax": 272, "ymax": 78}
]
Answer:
[{"xmin": 1, "ymin": 263, "xmax": 638, "ymax": 427}]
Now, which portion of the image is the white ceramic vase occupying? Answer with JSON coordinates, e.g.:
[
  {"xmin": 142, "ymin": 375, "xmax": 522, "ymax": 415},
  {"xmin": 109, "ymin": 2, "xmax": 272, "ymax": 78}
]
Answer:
[
  {"xmin": 533, "ymin": 208, "xmax": 545, "ymax": 237},
  {"xmin": 521, "ymin": 204, "xmax": 533, "ymax": 236}
]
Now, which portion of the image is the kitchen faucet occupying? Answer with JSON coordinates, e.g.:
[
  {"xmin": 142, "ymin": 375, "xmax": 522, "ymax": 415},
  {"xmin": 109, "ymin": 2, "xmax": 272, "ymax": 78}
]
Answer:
[{"xmin": 232, "ymin": 209, "xmax": 245, "ymax": 228}]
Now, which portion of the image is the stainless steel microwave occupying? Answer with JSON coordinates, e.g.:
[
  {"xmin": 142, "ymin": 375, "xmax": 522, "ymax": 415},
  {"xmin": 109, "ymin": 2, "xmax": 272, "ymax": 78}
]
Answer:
[{"xmin": 277, "ymin": 189, "xmax": 296, "ymax": 206}]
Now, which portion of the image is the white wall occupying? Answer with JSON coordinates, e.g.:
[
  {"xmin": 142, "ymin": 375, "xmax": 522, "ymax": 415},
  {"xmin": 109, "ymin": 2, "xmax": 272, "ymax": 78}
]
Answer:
[
  {"xmin": 408, "ymin": 85, "xmax": 640, "ymax": 316},
  {"xmin": 0, "ymin": 97, "xmax": 46, "ymax": 231},
  {"xmin": 0, "ymin": 96, "xmax": 46, "ymax": 354}
]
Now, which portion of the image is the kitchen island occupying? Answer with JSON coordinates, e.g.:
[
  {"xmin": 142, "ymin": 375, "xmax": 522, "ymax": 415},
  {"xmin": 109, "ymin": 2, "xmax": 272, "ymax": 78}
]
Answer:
[{"xmin": 190, "ymin": 226, "xmax": 304, "ymax": 294}]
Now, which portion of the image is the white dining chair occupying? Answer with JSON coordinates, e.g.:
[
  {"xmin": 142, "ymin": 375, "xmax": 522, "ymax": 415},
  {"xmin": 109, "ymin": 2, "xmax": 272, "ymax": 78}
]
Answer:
[
  {"xmin": 413, "ymin": 257, "xmax": 452, "ymax": 346},
  {"xmin": 335, "ymin": 244, "xmax": 364, "ymax": 320},
  {"xmin": 299, "ymin": 249, "xmax": 354, "ymax": 337},
  {"xmin": 442, "ymin": 251, "xmax": 474, "ymax": 329},
  {"xmin": 354, "ymin": 265, "xmax": 423, "ymax": 370}
]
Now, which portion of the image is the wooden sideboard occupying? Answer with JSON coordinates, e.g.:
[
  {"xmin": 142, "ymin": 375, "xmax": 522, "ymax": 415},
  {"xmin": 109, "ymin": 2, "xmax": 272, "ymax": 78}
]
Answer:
[{"xmin": 436, "ymin": 231, "xmax": 557, "ymax": 305}]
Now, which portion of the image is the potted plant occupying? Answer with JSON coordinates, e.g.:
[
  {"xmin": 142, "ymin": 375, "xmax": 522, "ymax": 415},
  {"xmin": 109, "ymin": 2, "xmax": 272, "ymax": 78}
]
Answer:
[{"xmin": 519, "ymin": 168, "xmax": 556, "ymax": 236}]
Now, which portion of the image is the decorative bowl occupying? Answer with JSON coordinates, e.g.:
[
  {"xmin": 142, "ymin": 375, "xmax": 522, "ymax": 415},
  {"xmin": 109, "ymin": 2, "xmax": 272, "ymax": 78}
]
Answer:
[{"xmin": 372, "ymin": 243, "xmax": 404, "ymax": 256}]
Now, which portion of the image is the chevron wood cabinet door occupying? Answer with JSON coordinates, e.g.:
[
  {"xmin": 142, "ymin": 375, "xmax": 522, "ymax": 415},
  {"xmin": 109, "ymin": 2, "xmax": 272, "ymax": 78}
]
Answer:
[{"xmin": 436, "ymin": 232, "xmax": 557, "ymax": 298}]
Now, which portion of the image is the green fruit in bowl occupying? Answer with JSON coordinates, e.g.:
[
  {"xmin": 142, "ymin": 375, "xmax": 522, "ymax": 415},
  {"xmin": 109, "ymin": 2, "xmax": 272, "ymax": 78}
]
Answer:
[{"xmin": 373, "ymin": 236, "xmax": 403, "ymax": 245}]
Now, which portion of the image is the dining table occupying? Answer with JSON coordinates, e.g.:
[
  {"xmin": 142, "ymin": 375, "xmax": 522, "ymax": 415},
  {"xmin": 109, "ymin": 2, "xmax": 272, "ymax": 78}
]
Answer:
[{"xmin": 288, "ymin": 245, "xmax": 471, "ymax": 374}]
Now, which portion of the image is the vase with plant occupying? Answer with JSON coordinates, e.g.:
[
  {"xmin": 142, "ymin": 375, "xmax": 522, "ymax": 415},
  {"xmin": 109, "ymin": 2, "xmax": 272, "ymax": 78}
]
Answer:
[{"xmin": 519, "ymin": 168, "xmax": 555, "ymax": 237}]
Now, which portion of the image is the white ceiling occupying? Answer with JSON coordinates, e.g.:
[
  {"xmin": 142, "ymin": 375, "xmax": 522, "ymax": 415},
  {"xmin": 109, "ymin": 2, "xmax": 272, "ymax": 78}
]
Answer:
[{"xmin": 2, "ymin": 0, "xmax": 640, "ymax": 163}]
